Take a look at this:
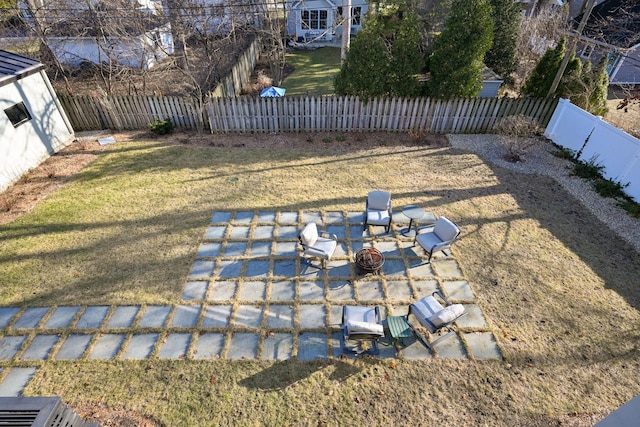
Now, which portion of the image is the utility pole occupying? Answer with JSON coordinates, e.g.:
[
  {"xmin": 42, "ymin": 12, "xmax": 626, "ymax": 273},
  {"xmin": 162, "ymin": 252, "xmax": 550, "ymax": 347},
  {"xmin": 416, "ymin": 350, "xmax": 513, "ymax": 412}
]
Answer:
[
  {"xmin": 340, "ymin": 0, "xmax": 351, "ymax": 64},
  {"xmin": 546, "ymin": 0, "xmax": 596, "ymax": 98}
]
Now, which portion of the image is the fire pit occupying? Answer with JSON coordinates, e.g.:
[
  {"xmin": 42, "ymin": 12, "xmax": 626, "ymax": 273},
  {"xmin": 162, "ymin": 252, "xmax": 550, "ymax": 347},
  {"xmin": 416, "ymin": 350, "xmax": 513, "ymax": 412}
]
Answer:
[{"xmin": 354, "ymin": 248, "xmax": 384, "ymax": 275}]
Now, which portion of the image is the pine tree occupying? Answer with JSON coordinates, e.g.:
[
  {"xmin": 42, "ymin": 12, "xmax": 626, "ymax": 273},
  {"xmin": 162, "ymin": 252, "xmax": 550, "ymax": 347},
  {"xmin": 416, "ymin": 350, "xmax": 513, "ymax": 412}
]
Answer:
[
  {"xmin": 428, "ymin": 0, "xmax": 494, "ymax": 98},
  {"xmin": 389, "ymin": 11, "xmax": 425, "ymax": 96},
  {"xmin": 485, "ymin": 0, "xmax": 521, "ymax": 82},
  {"xmin": 334, "ymin": 14, "xmax": 392, "ymax": 96},
  {"xmin": 521, "ymin": 38, "xmax": 566, "ymax": 98}
]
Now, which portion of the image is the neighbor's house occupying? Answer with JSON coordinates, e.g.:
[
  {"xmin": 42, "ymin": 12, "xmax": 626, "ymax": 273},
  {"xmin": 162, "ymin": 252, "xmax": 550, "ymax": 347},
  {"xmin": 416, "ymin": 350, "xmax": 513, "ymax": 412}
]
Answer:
[
  {"xmin": 0, "ymin": 50, "xmax": 74, "ymax": 193},
  {"xmin": 576, "ymin": 0, "xmax": 640, "ymax": 86},
  {"xmin": 287, "ymin": 0, "xmax": 368, "ymax": 42}
]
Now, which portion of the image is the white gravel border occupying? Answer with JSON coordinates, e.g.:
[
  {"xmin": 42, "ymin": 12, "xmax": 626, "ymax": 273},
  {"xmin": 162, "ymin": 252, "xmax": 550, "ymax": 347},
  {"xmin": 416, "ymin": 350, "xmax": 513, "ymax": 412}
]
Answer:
[{"xmin": 448, "ymin": 134, "xmax": 640, "ymax": 254}]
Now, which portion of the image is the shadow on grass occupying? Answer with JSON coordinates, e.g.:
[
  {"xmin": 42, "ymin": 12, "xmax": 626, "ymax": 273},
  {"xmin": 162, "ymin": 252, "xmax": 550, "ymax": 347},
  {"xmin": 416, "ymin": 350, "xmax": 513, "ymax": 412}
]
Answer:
[{"xmin": 238, "ymin": 359, "xmax": 361, "ymax": 391}]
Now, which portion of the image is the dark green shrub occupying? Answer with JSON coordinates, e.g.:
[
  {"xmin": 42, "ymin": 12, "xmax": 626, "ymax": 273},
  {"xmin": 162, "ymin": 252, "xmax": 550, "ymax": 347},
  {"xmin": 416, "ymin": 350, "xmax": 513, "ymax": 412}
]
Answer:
[
  {"xmin": 594, "ymin": 178, "xmax": 628, "ymax": 199},
  {"xmin": 149, "ymin": 118, "xmax": 174, "ymax": 135},
  {"xmin": 571, "ymin": 158, "xmax": 604, "ymax": 180},
  {"xmin": 552, "ymin": 146, "xmax": 575, "ymax": 160}
]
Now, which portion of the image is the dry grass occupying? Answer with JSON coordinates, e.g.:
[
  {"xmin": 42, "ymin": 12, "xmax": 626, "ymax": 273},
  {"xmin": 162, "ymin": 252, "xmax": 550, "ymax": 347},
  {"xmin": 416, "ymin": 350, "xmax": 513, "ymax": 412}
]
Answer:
[{"xmin": 1, "ymin": 132, "xmax": 638, "ymax": 425}]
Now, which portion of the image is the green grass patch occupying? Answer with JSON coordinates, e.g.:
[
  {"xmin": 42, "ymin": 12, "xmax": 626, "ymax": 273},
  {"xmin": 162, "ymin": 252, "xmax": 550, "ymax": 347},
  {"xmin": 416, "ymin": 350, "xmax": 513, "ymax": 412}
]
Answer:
[{"xmin": 282, "ymin": 47, "xmax": 341, "ymax": 96}]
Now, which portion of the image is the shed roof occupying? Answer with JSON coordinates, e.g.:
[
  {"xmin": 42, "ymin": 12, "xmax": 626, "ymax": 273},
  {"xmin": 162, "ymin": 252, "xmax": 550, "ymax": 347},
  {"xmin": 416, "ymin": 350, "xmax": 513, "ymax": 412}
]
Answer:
[{"xmin": 0, "ymin": 50, "xmax": 45, "ymax": 87}]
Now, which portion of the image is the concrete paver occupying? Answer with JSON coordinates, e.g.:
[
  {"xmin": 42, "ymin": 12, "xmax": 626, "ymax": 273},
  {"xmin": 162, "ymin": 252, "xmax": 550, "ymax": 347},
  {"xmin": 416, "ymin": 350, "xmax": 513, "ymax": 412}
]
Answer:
[
  {"xmin": 44, "ymin": 306, "xmax": 80, "ymax": 329},
  {"xmin": 54, "ymin": 334, "xmax": 92, "ymax": 360},
  {"xmin": 76, "ymin": 306, "xmax": 109, "ymax": 329}
]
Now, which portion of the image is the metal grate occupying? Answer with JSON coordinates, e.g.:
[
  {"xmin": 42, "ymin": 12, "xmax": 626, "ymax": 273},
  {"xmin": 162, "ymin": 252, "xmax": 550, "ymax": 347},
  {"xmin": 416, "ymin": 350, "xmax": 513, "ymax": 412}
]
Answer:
[{"xmin": 0, "ymin": 398, "xmax": 99, "ymax": 427}]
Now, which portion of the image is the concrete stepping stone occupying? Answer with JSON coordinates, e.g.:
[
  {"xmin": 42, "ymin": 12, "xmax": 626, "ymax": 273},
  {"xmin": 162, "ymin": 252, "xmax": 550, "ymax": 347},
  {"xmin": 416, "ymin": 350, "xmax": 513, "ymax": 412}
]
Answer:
[
  {"xmin": 327, "ymin": 261, "xmax": 351, "ymax": 278},
  {"xmin": 229, "ymin": 226, "xmax": 250, "ymax": 239},
  {"xmin": 253, "ymin": 226, "xmax": 275, "ymax": 240},
  {"xmin": 349, "ymin": 226, "xmax": 367, "ymax": 240},
  {"xmin": 299, "ymin": 281, "xmax": 324, "ymax": 301},
  {"xmin": 171, "ymin": 305, "xmax": 201, "ymax": 328},
  {"xmin": 217, "ymin": 260, "xmax": 243, "ymax": 278},
  {"xmin": 300, "ymin": 264, "xmax": 322, "ymax": 278},
  {"xmin": 245, "ymin": 260, "xmax": 270, "ymax": 277},
  {"xmin": 0, "ymin": 367, "xmax": 37, "ymax": 397},
  {"xmin": 386, "ymin": 281, "xmax": 413, "ymax": 302},
  {"xmin": 275, "ymin": 226, "xmax": 298, "ymax": 240},
  {"xmin": 408, "ymin": 261, "xmax": 435, "ymax": 278},
  {"xmin": 413, "ymin": 280, "xmax": 439, "ymax": 298},
  {"xmin": 208, "ymin": 281, "xmax": 237, "ymax": 301},
  {"xmin": 0, "ymin": 336, "xmax": 27, "ymax": 360},
  {"xmin": 326, "ymin": 225, "xmax": 346, "ymax": 239},
  {"xmin": 269, "ymin": 281, "xmax": 295, "ymax": 301},
  {"xmin": 21, "ymin": 335, "xmax": 59, "ymax": 360},
  {"xmin": 356, "ymin": 281, "xmax": 385, "ymax": 301},
  {"xmin": 193, "ymin": 333, "xmax": 225, "ymax": 359},
  {"xmin": 329, "ymin": 306, "xmax": 343, "ymax": 326},
  {"xmin": 188, "ymin": 260, "xmax": 215, "ymax": 279},
  {"xmin": 399, "ymin": 339, "xmax": 432, "ymax": 360},
  {"xmin": 257, "ymin": 211, "xmax": 276, "ymax": 223},
  {"xmin": 249, "ymin": 241, "xmax": 272, "ymax": 257},
  {"xmin": 273, "ymin": 242, "xmax": 297, "ymax": 256},
  {"xmin": 89, "ymin": 334, "xmax": 125, "ymax": 359},
  {"xmin": 297, "ymin": 332, "xmax": 327, "ymax": 360},
  {"xmin": 433, "ymin": 259, "xmax": 464, "ymax": 278},
  {"xmin": 0, "ymin": 308, "xmax": 19, "ymax": 328},
  {"xmin": 234, "ymin": 305, "xmax": 263, "ymax": 328},
  {"xmin": 302, "ymin": 212, "xmax": 322, "ymax": 224},
  {"xmin": 14, "ymin": 307, "xmax": 50, "ymax": 328},
  {"xmin": 375, "ymin": 241, "xmax": 402, "ymax": 256},
  {"xmin": 457, "ymin": 304, "xmax": 488, "ymax": 328},
  {"xmin": 298, "ymin": 305, "xmax": 325, "ymax": 329},
  {"xmin": 262, "ymin": 333, "xmax": 293, "ymax": 360},
  {"xmin": 239, "ymin": 281, "xmax": 267, "ymax": 301},
  {"xmin": 223, "ymin": 241, "xmax": 248, "ymax": 257},
  {"xmin": 211, "ymin": 211, "xmax": 233, "ymax": 223},
  {"xmin": 443, "ymin": 280, "xmax": 476, "ymax": 302},
  {"xmin": 205, "ymin": 226, "xmax": 227, "ymax": 239},
  {"xmin": 325, "ymin": 211, "xmax": 344, "ymax": 224},
  {"xmin": 107, "ymin": 306, "xmax": 140, "ymax": 328},
  {"xmin": 464, "ymin": 332, "xmax": 502, "ymax": 360},
  {"xmin": 278, "ymin": 212, "xmax": 298, "ymax": 223},
  {"xmin": 234, "ymin": 211, "xmax": 254, "ymax": 223},
  {"xmin": 158, "ymin": 333, "xmax": 191, "ymax": 359},
  {"xmin": 122, "ymin": 333, "xmax": 159, "ymax": 359},
  {"xmin": 382, "ymin": 259, "xmax": 408, "ymax": 276},
  {"xmin": 330, "ymin": 332, "xmax": 344, "ymax": 358},
  {"xmin": 138, "ymin": 306, "xmax": 171, "ymax": 328},
  {"xmin": 201, "ymin": 306, "xmax": 232, "ymax": 328},
  {"xmin": 327, "ymin": 281, "xmax": 354, "ymax": 302},
  {"xmin": 265, "ymin": 305, "xmax": 294, "ymax": 328},
  {"xmin": 44, "ymin": 306, "xmax": 80, "ymax": 329},
  {"xmin": 183, "ymin": 281, "xmax": 208, "ymax": 300},
  {"xmin": 76, "ymin": 306, "xmax": 109, "ymax": 329},
  {"xmin": 54, "ymin": 334, "xmax": 92, "ymax": 360},
  {"xmin": 273, "ymin": 261, "xmax": 296, "ymax": 278},
  {"xmin": 433, "ymin": 334, "xmax": 467, "ymax": 359},
  {"xmin": 227, "ymin": 333, "xmax": 259, "ymax": 359},
  {"xmin": 196, "ymin": 242, "xmax": 222, "ymax": 258},
  {"xmin": 347, "ymin": 212, "xmax": 363, "ymax": 224}
]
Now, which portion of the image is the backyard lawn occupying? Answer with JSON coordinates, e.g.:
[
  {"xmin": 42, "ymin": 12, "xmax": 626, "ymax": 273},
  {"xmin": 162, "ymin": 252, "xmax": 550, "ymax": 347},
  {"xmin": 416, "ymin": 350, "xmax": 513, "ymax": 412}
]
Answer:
[
  {"xmin": 282, "ymin": 47, "xmax": 341, "ymax": 96},
  {"xmin": 0, "ymin": 132, "xmax": 638, "ymax": 425}
]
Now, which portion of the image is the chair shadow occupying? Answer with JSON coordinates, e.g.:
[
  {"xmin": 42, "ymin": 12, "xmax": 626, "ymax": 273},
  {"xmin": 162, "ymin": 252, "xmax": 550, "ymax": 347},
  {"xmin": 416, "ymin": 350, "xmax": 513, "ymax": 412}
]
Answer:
[{"xmin": 238, "ymin": 359, "xmax": 362, "ymax": 391}]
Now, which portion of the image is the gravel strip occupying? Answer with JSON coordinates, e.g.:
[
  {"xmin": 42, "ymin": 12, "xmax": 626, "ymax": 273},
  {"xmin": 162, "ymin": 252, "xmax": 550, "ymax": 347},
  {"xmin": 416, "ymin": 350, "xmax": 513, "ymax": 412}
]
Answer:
[{"xmin": 448, "ymin": 133, "xmax": 640, "ymax": 254}]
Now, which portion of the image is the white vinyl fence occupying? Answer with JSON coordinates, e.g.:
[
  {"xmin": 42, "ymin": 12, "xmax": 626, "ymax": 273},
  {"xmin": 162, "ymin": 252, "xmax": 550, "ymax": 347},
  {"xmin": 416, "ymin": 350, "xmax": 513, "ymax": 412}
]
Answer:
[{"xmin": 544, "ymin": 98, "xmax": 640, "ymax": 201}]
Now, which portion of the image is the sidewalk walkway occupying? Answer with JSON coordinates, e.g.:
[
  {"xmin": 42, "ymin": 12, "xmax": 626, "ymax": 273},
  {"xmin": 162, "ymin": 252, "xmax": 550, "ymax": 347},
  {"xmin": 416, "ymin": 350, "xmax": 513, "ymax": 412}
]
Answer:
[{"xmin": 0, "ymin": 210, "xmax": 501, "ymax": 396}]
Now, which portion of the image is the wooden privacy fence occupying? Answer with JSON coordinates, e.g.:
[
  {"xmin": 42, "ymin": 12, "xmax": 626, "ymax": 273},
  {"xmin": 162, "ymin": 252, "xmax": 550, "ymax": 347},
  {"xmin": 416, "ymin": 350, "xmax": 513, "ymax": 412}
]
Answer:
[{"xmin": 59, "ymin": 94, "xmax": 558, "ymax": 134}]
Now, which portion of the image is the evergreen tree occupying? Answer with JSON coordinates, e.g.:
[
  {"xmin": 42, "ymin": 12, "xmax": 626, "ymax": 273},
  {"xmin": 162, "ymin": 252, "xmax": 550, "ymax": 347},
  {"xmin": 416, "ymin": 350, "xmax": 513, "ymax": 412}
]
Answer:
[
  {"xmin": 428, "ymin": 0, "xmax": 494, "ymax": 98},
  {"xmin": 521, "ymin": 38, "xmax": 566, "ymax": 98},
  {"xmin": 485, "ymin": 0, "xmax": 521, "ymax": 82},
  {"xmin": 334, "ymin": 14, "xmax": 392, "ymax": 96},
  {"xmin": 389, "ymin": 11, "xmax": 425, "ymax": 96}
]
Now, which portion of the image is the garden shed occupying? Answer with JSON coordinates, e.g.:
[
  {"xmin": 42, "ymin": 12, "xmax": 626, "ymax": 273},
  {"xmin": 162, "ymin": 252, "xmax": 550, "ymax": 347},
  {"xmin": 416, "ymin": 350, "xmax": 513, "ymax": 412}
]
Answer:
[{"xmin": 0, "ymin": 50, "xmax": 75, "ymax": 193}]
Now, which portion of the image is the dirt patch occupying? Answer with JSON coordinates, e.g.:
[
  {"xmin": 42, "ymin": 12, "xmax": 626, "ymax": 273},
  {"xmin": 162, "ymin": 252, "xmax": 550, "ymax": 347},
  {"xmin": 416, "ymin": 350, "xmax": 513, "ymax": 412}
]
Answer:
[
  {"xmin": 72, "ymin": 402, "xmax": 160, "ymax": 427},
  {"xmin": 0, "ymin": 130, "xmax": 448, "ymax": 225}
]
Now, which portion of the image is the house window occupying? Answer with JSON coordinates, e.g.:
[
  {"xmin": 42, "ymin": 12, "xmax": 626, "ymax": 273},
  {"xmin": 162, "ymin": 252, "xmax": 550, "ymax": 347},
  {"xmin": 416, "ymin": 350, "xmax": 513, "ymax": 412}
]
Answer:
[
  {"xmin": 580, "ymin": 45, "xmax": 593, "ymax": 59},
  {"xmin": 4, "ymin": 102, "xmax": 32, "ymax": 128},
  {"xmin": 302, "ymin": 10, "xmax": 328, "ymax": 30},
  {"xmin": 336, "ymin": 7, "xmax": 362, "ymax": 25}
]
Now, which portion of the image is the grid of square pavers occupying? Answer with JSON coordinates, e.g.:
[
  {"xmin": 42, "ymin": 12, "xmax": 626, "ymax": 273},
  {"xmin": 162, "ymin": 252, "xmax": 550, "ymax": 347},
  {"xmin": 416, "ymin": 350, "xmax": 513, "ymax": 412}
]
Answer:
[{"xmin": 0, "ymin": 210, "xmax": 502, "ymax": 395}]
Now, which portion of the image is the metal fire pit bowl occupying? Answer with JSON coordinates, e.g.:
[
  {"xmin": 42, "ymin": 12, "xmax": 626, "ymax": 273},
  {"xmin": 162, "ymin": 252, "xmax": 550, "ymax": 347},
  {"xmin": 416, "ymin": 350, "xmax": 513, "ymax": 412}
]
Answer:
[{"xmin": 354, "ymin": 248, "xmax": 384, "ymax": 275}]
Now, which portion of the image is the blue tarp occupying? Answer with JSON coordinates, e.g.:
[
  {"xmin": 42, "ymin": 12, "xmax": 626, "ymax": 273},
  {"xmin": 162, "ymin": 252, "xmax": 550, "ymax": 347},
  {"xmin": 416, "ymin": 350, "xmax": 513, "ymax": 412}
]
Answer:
[{"xmin": 260, "ymin": 86, "xmax": 286, "ymax": 97}]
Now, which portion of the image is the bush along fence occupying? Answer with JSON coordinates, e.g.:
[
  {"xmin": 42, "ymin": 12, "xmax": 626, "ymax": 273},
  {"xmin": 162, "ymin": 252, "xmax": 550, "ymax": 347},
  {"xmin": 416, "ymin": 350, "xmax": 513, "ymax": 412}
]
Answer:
[{"xmin": 58, "ymin": 94, "xmax": 558, "ymax": 135}]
